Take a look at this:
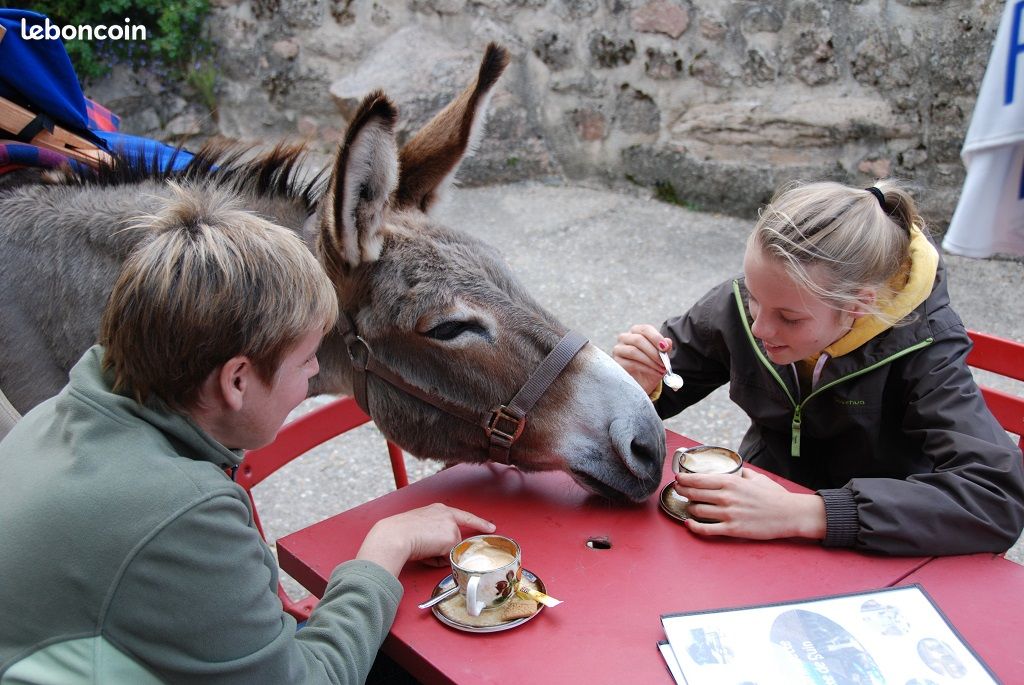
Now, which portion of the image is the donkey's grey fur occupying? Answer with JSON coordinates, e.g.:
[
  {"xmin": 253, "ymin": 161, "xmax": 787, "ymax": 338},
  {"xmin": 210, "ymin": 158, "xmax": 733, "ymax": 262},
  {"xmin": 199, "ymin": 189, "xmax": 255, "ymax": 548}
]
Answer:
[{"xmin": 0, "ymin": 45, "xmax": 665, "ymax": 501}]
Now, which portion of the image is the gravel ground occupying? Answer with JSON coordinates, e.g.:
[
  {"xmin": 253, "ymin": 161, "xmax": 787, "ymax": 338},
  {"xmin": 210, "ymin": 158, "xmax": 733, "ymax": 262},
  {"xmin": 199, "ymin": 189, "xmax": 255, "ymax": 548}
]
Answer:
[{"xmin": 254, "ymin": 181, "xmax": 1024, "ymax": 601}]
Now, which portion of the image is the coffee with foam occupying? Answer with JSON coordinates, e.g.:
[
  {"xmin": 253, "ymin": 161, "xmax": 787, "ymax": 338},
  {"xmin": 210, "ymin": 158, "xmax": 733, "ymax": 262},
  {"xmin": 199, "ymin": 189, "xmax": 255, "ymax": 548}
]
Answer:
[
  {"xmin": 665, "ymin": 446, "xmax": 744, "ymax": 524},
  {"xmin": 450, "ymin": 534, "xmax": 523, "ymax": 617},
  {"xmin": 672, "ymin": 445, "xmax": 743, "ymax": 476},
  {"xmin": 456, "ymin": 540, "xmax": 516, "ymax": 572},
  {"xmin": 681, "ymin": 447, "xmax": 741, "ymax": 474}
]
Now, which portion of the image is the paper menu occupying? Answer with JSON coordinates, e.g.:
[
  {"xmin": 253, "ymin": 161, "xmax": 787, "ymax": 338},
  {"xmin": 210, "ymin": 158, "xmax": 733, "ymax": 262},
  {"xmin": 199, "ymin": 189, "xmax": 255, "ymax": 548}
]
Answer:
[
  {"xmin": 658, "ymin": 640, "xmax": 685, "ymax": 683},
  {"xmin": 659, "ymin": 585, "xmax": 998, "ymax": 685}
]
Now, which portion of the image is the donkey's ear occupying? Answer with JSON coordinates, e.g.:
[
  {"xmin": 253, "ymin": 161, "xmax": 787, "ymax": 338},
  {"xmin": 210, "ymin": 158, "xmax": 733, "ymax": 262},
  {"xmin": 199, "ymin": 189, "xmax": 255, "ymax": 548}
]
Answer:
[
  {"xmin": 395, "ymin": 43, "xmax": 510, "ymax": 213},
  {"xmin": 319, "ymin": 91, "xmax": 398, "ymax": 272}
]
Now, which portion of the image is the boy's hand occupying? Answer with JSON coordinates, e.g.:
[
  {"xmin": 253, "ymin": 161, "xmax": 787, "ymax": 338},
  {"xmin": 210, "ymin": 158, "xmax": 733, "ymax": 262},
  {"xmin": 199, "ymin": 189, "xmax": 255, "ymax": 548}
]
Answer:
[{"xmin": 356, "ymin": 503, "xmax": 495, "ymax": 578}]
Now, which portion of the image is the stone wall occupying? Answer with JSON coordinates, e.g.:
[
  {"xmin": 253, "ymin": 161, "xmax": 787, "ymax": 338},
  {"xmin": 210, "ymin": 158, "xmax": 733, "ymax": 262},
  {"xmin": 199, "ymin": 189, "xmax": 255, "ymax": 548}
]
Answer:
[{"xmin": 89, "ymin": 0, "xmax": 1004, "ymax": 226}]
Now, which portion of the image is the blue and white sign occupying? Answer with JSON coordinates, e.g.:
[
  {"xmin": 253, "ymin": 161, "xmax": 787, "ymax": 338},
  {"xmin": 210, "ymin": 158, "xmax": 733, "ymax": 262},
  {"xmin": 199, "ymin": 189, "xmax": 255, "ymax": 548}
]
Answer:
[{"xmin": 944, "ymin": 0, "xmax": 1024, "ymax": 258}]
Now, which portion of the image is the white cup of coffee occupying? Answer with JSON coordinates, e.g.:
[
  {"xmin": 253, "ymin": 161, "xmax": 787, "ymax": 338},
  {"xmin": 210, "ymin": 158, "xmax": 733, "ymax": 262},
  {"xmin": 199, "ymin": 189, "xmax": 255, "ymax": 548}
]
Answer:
[
  {"xmin": 672, "ymin": 445, "xmax": 743, "ymax": 476},
  {"xmin": 450, "ymin": 535, "xmax": 522, "ymax": 617},
  {"xmin": 670, "ymin": 446, "xmax": 744, "ymax": 523}
]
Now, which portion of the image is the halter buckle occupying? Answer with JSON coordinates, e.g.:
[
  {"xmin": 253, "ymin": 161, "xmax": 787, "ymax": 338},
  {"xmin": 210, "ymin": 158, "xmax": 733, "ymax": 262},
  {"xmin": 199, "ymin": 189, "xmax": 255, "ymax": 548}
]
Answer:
[
  {"xmin": 346, "ymin": 336, "xmax": 371, "ymax": 370},
  {"xmin": 485, "ymin": 405, "xmax": 526, "ymax": 447}
]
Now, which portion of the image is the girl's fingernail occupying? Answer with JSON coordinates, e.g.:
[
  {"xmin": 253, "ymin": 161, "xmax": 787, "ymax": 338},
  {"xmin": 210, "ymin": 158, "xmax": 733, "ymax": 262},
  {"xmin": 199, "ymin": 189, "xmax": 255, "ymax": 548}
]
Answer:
[{"xmin": 658, "ymin": 339, "xmax": 669, "ymax": 351}]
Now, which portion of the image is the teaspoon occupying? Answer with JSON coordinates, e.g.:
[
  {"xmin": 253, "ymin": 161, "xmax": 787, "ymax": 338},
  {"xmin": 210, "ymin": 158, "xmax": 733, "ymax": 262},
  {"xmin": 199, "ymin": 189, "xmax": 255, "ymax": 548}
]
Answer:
[
  {"xmin": 659, "ymin": 351, "xmax": 684, "ymax": 390},
  {"xmin": 418, "ymin": 585, "xmax": 459, "ymax": 610}
]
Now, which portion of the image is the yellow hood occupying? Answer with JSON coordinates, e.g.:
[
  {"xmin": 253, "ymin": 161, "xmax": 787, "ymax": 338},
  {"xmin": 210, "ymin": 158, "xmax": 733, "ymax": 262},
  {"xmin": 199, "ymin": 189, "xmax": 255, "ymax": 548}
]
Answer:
[{"xmin": 820, "ymin": 224, "xmax": 938, "ymax": 359}]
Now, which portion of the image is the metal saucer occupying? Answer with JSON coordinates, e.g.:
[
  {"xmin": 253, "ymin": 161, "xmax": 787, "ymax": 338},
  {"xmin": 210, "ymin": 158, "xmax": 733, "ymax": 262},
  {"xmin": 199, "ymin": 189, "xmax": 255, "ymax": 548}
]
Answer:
[
  {"xmin": 659, "ymin": 482, "xmax": 690, "ymax": 523},
  {"xmin": 429, "ymin": 569, "xmax": 546, "ymax": 633}
]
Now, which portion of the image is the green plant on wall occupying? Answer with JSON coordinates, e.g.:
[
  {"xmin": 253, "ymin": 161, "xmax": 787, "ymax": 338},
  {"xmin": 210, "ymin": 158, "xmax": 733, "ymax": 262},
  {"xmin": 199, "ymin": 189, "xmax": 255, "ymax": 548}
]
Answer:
[
  {"xmin": 5, "ymin": 0, "xmax": 212, "ymax": 84},
  {"xmin": 654, "ymin": 181, "xmax": 701, "ymax": 211},
  {"xmin": 186, "ymin": 60, "xmax": 218, "ymax": 114}
]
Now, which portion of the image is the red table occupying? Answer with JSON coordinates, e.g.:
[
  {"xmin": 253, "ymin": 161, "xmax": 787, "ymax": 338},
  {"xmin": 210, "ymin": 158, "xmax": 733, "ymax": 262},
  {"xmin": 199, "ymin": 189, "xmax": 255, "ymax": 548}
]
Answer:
[
  {"xmin": 897, "ymin": 553, "xmax": 1024, "ymax": 682},
  {"xmin": 278, "ymin": 431, "xmax": 931, "ymax": 684}
]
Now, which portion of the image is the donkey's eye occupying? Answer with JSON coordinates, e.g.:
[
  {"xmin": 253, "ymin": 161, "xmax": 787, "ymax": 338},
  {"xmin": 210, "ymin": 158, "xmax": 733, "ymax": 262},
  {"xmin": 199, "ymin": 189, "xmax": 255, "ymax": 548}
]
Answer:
[{"xmin": 425, "ymin": 320, "xmax": 487, "ymax": 341}]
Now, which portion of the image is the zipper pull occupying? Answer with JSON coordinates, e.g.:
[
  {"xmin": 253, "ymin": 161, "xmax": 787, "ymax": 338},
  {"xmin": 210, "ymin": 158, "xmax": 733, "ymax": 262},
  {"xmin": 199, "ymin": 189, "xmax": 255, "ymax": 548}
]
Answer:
[{"xmin": 791, "ymin": 406, "xmax": 802, "ymax": 457}]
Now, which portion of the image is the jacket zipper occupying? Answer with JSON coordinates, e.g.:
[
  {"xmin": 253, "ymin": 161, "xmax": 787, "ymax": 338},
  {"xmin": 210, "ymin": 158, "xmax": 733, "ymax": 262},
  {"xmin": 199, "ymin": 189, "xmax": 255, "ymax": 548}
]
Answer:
[{"xmin": 731, "ymin": 280, "xmax": 934, "ymax": 457}]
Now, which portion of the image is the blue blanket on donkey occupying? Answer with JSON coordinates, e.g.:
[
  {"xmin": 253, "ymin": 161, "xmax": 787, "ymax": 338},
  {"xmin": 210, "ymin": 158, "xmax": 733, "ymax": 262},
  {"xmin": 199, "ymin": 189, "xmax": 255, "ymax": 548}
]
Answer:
[{"xmin": 0, "ymin": 8, "xmax": 192, "ymax": 175}]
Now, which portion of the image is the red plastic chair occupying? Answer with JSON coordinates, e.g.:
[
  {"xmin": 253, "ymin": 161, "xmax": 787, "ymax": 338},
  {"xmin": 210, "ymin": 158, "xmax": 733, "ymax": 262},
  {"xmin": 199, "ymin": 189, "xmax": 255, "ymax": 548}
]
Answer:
[
  {"xmin": 235, "ymin": 396, "xmax": 408, "ymax": 621},
  {"xmin": 966, "ymin": 330, "xmax": 1024, "ymax": 452}
]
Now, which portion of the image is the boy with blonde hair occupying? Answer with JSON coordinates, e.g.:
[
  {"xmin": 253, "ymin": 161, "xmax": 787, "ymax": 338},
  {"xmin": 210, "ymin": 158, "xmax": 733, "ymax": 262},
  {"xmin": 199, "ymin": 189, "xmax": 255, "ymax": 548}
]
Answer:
[{"xmin": 0, "ymin": 186, "xmax": 492, "ymax": 683}]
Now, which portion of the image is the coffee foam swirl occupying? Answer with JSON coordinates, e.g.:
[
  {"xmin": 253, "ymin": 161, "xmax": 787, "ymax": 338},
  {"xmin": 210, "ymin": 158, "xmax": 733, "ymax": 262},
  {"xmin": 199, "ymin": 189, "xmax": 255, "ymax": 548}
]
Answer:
[
  {"xmin": 682, "ymin": 448, "xmax": 740, "ymax": 474},
  {"xmin": 457, "ymin": 541, "xmax": 516, "ymax": 571}
]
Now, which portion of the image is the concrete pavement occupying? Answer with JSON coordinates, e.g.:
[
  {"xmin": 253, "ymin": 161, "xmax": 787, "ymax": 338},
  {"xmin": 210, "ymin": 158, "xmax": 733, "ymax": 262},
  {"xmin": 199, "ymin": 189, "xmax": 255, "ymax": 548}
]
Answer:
[{"xmin": 257, "ymin": 180, "xmax": 1024, "ymax": 586}]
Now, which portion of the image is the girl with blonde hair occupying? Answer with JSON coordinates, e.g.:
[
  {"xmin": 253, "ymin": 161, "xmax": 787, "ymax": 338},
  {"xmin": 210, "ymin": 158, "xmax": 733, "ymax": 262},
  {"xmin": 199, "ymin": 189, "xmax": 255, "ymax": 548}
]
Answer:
[{"xmin": 614, "ymin": 179, "xmax": 1024, "ymax": 555}]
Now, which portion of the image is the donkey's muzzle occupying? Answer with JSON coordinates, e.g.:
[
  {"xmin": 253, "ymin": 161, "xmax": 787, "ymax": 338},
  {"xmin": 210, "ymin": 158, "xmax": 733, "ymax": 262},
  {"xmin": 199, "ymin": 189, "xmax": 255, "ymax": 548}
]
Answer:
[{"xmin": 608, "ymin": 411, "xmax": 666, "ymax": 500}]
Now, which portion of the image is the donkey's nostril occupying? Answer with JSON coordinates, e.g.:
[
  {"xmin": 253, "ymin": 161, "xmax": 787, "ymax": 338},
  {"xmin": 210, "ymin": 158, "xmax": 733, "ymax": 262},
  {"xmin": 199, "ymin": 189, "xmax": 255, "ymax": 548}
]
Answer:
[
  {"xmin": 609, "ymin": 416, "xmax": 665, "ymax": 481},
  {"xmin": 630, "ymin": 434, "xmax": 660, "ymax": 468}
]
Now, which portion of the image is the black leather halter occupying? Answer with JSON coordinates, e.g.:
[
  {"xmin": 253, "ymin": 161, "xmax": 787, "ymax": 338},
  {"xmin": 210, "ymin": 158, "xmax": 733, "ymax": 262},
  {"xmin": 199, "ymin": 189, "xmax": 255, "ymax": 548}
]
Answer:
[{"xmin": 339, "ymin": 312, "xmax": 588, "ymax": 465}]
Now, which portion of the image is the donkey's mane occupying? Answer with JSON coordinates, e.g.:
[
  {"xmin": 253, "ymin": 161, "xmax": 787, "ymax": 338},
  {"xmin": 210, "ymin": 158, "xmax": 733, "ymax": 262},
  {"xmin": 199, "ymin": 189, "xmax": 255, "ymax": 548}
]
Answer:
[{"xmin": 55, "ymin": 141, "xmax": 329, "ymax": 213}]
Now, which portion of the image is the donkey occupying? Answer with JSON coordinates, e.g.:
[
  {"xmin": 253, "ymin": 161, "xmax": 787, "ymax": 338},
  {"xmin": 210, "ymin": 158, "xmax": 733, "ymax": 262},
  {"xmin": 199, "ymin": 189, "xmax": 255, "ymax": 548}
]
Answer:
[{"xmin": 0, "ymin": 44, "xmax": 665, "ymax": 501}]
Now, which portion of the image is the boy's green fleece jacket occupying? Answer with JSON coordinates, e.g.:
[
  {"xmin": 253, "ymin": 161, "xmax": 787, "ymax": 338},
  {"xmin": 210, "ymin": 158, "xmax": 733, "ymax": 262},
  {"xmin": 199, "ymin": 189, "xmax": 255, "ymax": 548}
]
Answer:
[{"xmin": 0, "ymin": 346, "xmax": 403, "ymax": 684}]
